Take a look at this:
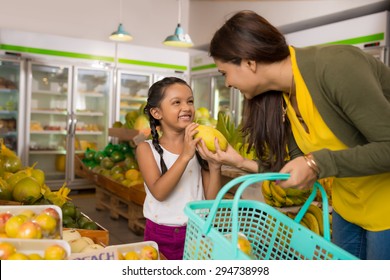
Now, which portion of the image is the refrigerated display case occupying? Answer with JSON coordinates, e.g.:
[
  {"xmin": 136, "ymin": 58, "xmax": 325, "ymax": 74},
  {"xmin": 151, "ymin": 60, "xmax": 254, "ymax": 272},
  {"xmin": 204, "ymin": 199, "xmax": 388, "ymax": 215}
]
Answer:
[
  {"xmin": 114, "ymin": 70, "xmax": 152, "ymax": 124},
  {"xmin": 0, "ymin": 55, "xmax": 25, "ymax": 157},
  {"xmin": 191, "ymin": 73, "xmax": 242, "ymax": 126},
  {"xmin": 25, "ymin": 61, "xmax": 113, "ymax": 190},
  {"xmin": 25, "ymin": 62, "xmax": 71, "ymax": 187},
  {"xmin": 113, "ymin": 70, "xmax": 187, "ymax": 125}
]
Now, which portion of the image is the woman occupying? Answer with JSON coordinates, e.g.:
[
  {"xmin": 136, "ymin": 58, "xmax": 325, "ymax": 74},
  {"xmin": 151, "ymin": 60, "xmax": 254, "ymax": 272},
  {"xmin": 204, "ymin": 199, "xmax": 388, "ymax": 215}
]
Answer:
[
  {"xmin": 136, "ymin": 77, "xmax": 221, "ymax": 259},
  {"xmin": 207, "ymin": 10, "xmax": 390, "ymax": 260}
]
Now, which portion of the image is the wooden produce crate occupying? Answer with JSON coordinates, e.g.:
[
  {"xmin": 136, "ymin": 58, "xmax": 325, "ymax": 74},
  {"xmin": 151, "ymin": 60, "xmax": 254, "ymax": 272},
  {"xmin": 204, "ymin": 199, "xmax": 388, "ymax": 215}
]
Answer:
[
  {"xmin": 0, "ymin": 200, "xmax": 22, "ymax": 205},
  {"xmin": 108, "ymin": 128, "xmax": 139, "ymax": 140},
  {"xmin": 95, "ymin": 184, "xmax": 145, "ymax": 236},
  {"xmin": 74, "ymin": 154, "xmax": 96, "ymax": 181},
  {"xmin": 108, "ymin": 127, "xmax": 149, "ymax": 146},
  {"xmin": 64, "ymin": 213, "xmax": 110, "ymax": 246},
  {"xmin": 96, "ymin": 173, "xmax": 145, "ymax": 206}
]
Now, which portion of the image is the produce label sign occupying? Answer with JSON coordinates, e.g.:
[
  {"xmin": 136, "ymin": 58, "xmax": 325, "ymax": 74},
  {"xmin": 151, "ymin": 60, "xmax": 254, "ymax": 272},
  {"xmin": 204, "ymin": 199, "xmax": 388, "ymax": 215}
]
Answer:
[{"xmin": 68, "ymin": 247, "xmax": 119, "ymax": 260}]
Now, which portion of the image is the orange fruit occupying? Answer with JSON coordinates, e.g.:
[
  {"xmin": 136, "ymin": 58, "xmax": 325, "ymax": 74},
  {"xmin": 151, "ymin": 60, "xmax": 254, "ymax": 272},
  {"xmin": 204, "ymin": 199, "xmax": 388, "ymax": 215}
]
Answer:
[
  {"xmin": 34, "ymin": 213, "xmax": 57, "ymax": 236},
  {"xmin": 31, "ymin": 168, "xmax": 45, "ymax": 186},
  {"xmin": 0, "ymin": 241, "xmax": 16, "ymax": 260},
  {"xmin": 140, "ymin": 245, "xmax": 158, "ymax": 260},
  {"xmin": 28, "ymin": 253, "xmax": 43, "ymax": 260},
  {"xmin": 5, "ymin": 214, "xmax": 28, "ymax": 238},
  {"xmin": 7, "ymin": 252, "xmax": 29, "ymax": 260},
  {"xmin": 12, "ymin": 177, "xmax": 42, "ymax": 204},
  {"xmin": 44, "ymin": 244, "xmax": 67, "ymax": 260},
  {"xmin": 124, "ymin": 251, "xmax": 140, "ymax": 260},
  {"xmin": 125, "ymin": 169, "xmax": 140, "ymax": 181}
]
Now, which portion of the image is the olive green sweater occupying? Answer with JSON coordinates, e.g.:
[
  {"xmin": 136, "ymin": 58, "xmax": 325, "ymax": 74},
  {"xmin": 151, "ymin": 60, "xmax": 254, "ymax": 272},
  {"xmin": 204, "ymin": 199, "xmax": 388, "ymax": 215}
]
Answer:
[{"xmin": 291, "ymin": 45, "xmax": 390, "ymax": 178}]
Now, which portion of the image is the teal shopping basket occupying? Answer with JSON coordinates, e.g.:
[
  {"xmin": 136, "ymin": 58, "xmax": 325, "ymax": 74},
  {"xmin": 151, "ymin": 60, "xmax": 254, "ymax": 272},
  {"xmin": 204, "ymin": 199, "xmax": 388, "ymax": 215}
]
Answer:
[{"xmin": 183, "ymin": 173, "xmax": 358, "ymax": 260}]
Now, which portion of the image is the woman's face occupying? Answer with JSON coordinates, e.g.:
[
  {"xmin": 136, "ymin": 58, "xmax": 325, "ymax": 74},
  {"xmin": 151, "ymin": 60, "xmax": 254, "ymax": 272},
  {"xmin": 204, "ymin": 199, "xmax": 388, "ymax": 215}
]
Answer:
[{"xmin": 215, "ymin": 59, "xmax": 264, "ymax": 100}]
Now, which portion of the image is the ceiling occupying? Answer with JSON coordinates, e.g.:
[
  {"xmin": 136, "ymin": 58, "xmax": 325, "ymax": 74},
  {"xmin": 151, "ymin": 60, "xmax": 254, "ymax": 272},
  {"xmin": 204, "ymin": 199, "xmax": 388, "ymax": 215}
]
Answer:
[{"xmin": 0, "ymin": 0, "xmax": 388, "ymax": 55}]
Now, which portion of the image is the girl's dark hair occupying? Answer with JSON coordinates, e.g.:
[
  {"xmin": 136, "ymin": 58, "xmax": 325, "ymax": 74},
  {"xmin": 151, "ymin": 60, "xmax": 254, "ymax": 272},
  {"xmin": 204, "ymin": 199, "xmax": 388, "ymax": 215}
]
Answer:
[
  {"xmin": 209, "ymin": 10, "xmax": 290, "ymax": 171},
  {"xmin": 144, "ymin": 77, "xmax": 208, "ymax": 174}
]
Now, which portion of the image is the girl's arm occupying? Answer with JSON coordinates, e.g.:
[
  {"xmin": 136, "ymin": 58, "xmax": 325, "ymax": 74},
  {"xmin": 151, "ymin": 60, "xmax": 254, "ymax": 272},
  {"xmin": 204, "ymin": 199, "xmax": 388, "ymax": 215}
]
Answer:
[
  {"xmin": 136, "ymin": 123, "xmax": 201, "ymax": 202},
  {"xmin": 197, "ymin": 139, "xmax": 222, "ymax": 199}
]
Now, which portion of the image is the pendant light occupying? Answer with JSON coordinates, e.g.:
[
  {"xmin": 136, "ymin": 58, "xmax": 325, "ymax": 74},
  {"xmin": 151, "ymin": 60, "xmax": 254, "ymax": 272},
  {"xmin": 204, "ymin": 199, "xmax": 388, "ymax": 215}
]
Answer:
[
  {"xmin": 109, "ymin": 0, "xmax": 133, "ymax": 42},
  {"xmin": 163, "ymin": 0, "xmax": 193, "ymax": 48}
]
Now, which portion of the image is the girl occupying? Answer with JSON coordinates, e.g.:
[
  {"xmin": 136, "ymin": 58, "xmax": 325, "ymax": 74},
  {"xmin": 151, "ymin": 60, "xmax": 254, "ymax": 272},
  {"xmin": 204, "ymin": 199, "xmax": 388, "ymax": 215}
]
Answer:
[{"xmin": 135, "ymin": 77, "xmax": 222, "ymax": 260}]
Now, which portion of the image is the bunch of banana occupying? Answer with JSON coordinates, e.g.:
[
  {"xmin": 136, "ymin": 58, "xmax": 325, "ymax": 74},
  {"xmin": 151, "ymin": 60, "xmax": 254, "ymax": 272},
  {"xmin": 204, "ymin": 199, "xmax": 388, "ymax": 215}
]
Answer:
[
  {"xmin": 261, "ymin": 180, "xmax": 311, "ymax": 208},
  {"xmin": 285, "ymin": 204, "xmax": 332, "ymax": 237}
]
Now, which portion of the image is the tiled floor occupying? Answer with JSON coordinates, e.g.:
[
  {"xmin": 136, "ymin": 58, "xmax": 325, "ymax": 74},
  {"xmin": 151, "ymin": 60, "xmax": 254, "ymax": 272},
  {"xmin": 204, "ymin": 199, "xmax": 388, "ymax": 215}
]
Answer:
[{"xmin": 69, "ymin": 189, "xmax": 144, "ymax": 246}]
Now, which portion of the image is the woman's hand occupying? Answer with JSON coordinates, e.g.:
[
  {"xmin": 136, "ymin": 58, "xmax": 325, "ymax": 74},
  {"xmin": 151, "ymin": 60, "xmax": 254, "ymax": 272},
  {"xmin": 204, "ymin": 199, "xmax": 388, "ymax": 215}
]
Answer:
[
  {"xmin": 278, "ymin": 156, "xmax": 318, "ymax": 190},
  {"xmin": 197, "ymin": 138, "xmax": 244, "ymax": 168},
  {"xmin": 196, "ymin": 139, "xmax": 221, "ymax": 170}
]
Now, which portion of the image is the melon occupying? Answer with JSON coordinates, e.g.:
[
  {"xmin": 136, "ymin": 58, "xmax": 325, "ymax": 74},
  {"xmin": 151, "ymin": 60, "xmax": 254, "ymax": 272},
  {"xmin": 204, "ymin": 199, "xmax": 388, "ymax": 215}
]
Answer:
[{"xmin": 194, "ymin": 124, "xmax": 228, "ymax": 153}]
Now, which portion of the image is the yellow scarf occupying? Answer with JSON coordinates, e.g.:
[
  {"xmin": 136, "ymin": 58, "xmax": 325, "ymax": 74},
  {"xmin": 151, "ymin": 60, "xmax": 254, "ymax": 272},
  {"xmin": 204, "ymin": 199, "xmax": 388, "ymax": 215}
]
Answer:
[{"xmin": 285, "ymin": 46, "xmax": 390, "ymax": 231}]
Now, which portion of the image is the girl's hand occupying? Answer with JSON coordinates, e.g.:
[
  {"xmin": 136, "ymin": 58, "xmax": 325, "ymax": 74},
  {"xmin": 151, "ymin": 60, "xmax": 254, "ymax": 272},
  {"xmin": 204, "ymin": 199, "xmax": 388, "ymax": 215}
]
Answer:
[
  {"xmin": 278, "ymin": 156, "xmax": 318, "ymax": 190},
  {"xmin": 182, "ymin": 122, "xmax": 201, "ymax": 161}
]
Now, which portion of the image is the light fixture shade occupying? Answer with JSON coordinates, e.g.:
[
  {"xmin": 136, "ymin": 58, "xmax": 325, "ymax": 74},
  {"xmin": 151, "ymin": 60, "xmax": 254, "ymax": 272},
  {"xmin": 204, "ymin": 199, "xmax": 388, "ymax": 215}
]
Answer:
[
  {"xmin": 109, "ymin": 23, "xmax": 133, "ymax": 42},
  {"xmin": 163, "ymin": 24, "xmax": 193, "ymax": 48}
]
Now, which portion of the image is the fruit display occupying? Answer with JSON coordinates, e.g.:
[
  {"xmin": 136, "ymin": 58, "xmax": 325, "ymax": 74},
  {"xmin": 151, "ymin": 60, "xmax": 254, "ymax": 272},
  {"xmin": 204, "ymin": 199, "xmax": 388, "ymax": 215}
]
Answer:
[
  {"xmin": 0, "ymin": 205, "xmax": 62, "ymax": 239},
  {"xmin": 110, "ymin": 103, "xmax": 151, "ymax": 137},
  {"xmin": 0, "ymin": 138, "xmax": 72, "ymax": 207},
  {"xmin": 62, "ymin": 229, "xmax": 105, "ymax": 254},
  {"xmin": 60, "ymin": 200, "xmax": 99, "ymax": 230},
  {"xmin": 80, "ymin": 142, "xmax": 144, "ymax": 188},
  {"xmin": 194, "ymin": 107, "xmax": 217, "ymax": 127},
  {"xmin": 285, "ymin": 203, "xmax": 332, "ymax": 237},
  {"xmin": 0, "ymin": 239, "xmax": 70, "ymax": 260},
  {"xmin": 107, "ymin": 241, "xmax": 159, "ymax": 260}
]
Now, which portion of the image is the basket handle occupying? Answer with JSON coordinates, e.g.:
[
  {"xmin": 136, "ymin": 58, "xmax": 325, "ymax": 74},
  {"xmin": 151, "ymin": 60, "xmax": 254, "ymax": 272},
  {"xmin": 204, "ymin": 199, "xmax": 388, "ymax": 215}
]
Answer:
[{"xmin": 202, "ymin": 173, "xmax": 331, "ymax": 258}]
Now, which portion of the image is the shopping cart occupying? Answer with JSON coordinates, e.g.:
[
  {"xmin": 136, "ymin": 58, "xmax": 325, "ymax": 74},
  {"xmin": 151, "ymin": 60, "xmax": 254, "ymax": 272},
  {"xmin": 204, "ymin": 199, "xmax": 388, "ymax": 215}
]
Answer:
[{"xmin": 183, "ymin": 173, "xmax": 358, "ymax": 260}]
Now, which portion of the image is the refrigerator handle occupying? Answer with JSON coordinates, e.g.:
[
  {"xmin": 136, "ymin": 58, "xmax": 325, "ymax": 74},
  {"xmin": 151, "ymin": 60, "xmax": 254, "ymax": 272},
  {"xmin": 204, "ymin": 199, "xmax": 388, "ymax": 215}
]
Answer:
[
  {"xmin": 71, "ymin": 117, "xmax": 78, "ymax": 136},
  {"xmin": 67, "ymin": 114, "xmax": 77, "ymax": 136},
  {"xmin": 67, "ymin": 116, "xmax": 73, "ymax": 135}
]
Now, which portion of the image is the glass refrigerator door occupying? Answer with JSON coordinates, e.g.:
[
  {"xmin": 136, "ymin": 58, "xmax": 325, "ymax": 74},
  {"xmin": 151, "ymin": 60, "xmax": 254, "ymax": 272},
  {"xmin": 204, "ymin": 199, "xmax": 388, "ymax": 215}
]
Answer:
[
  {"xmin": 0, "ymin": 57, "xmax": 25, "ymax": 158},
  {"xmin": 117, "ymin": 71, "xmax": 151, "ymax": 123},
  {"xmin": 26, "ymin": 62, "xmax": 71, "ymax": 185},
  {"xmin": 191, "ymin": 75, "xmax": 212, "ymax": 115},
  {"xmin": 212, "ymin": 75, "xmax": 232, "ymax": 119},
  {"xmin": 72, "ymin": 67, "xmax": 112, "ymax": 180}
]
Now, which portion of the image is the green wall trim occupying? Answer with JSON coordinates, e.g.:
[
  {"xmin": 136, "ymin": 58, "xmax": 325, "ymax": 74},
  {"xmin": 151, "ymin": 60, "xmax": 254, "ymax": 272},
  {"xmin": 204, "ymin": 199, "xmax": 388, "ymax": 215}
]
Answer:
[
  {"xmin": 119, "ymin": 58, "xmax": 187, "ymax": 71},
  {"xmin": 323, "ymin": 32, "xmax": 384, "ymax": 46},
  {"xmin": 191, "ymin": 63, "xmax": 216, "ymax": 72},
  {"xmin": 0, "ymin": 44, "xmax": 114, "ymax": 62},
  {"xmin": 0, "ymin": 44, "xmax": 187, "ymax": 71}
]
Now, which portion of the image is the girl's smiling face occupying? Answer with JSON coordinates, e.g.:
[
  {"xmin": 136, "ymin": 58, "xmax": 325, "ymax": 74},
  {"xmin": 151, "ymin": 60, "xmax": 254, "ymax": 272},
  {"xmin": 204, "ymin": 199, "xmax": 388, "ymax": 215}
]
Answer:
[{"xmin": 156, "ymin": 83, "xmax": 195, "ymax": 129}]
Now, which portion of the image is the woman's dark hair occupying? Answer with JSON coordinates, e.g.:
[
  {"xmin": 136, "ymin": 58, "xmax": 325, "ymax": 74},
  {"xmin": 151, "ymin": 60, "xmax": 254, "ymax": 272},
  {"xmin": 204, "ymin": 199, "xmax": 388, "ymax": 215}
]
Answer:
[
  {"xmin": 209, "ymin": 10, "xmax": 290, "ymax": 171},
  {"xmin": 144, "ymin": 77, "xmax": 208, "ymax": 174}
]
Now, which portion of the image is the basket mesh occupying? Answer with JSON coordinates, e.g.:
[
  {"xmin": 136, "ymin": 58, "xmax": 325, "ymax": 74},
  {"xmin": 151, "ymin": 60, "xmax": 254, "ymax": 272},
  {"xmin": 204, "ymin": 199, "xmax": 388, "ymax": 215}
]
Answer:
[{"xmin": 184, "ymin": 201, "xmax": 354, "ymax": 260}]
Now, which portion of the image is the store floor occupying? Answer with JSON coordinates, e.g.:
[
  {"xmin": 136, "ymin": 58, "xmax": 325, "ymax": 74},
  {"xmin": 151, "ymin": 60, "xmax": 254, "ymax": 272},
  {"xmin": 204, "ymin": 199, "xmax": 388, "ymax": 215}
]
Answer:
[{"xmin": 69, "ymin": 188, "xmax": 144, "ymax": 246}]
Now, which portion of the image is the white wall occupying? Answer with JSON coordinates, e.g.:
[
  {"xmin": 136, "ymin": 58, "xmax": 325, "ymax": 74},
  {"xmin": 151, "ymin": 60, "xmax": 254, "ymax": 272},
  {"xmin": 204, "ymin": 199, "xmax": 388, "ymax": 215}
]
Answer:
[{"xmin": 0, "ymin": 0, "xmax": 386, "ymax": 53}]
